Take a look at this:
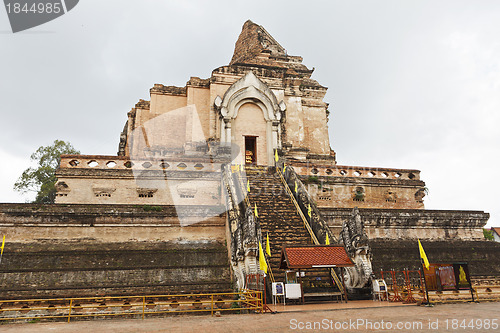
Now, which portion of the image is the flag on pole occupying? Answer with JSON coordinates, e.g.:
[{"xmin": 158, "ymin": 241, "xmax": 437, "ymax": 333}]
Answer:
[
  {"xmin": 307, "ymin": 204, "xmax": 312, "ymax": 218},
  {"xmin": 0, "ymin": 235, "xmax": 4, "ymax": 256},
  {"xmin": 283, "ymin": 165, "xmax": 286, "ymax": 173},
  {"xmin": 275, "ymin": 149, "xmax": 279, "ymax": 163},
  {"xmin": 294, "ymin": 181, "xmax": 297, "ymax": 193},
  {"xmin": 418, "ymin": 239, "xmax": 430, "ymax": 270},
  {"xmin": 259, "ymin": 242, "xmax": 267, "ymax": 273},
  {"xmin": 266, "ymin": 232, "xmax": 271, "ymax": 257},
  {"xmin": 247, "ymin": 179, "xmax": 250, "ymax": 193},
  {"xmin": 325, "ymin": 233, "xmax": 330, "ymax": 245},
  {"xmin": 254, "ymin": 203, "xmax": 258, "ymax": 218}
]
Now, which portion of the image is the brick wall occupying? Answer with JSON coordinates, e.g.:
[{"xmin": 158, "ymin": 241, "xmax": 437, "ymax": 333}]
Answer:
[
  {"xmin": 370, "ymin": 239, "xmax": 500, "ymax": 277},
  {"xmin": 0, "ymin": 204, "xmax": 231, "ymax": 299},
  {"xmin": 321, "ymin": 207, "xmax": 489, "ymax": 240}
]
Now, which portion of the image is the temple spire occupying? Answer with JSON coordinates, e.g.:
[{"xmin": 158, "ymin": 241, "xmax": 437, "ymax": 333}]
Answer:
[{"xmin": 230, "ymin": 20, "xmax": 286, "ymax": 66}]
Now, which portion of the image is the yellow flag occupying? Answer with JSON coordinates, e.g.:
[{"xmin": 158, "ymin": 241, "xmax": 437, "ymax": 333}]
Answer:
[
  {"xmin": 247, "ymin": 179, "xmax": 250, "ymax": 193},
  {"xmin": 0, "ymin": 235, "xmax": 4, "ymax": 256},
  {"xmin": 418, "ymin": 239, "xmax": 430, "ymax": 270},
  {"xmin": 283, "ymin": 165, "xmax": 286, "ymax": 173},
  {"xmin": 254, "ymin": 203, "xmax": 258, "ymax": 218},
  {"xmin": 266, "ymin": 232, "xmax": 271, "ymax": 257},
  {"xmin": 275, "ymin": 149, "xmax": 279, "ymax": 163},
  {"xmin": 294, "ymin": 181, "xmax": 297, "ymax": 193},
  {"xmin": 325, "ymin": 234, "xmax": 330, "ymax": 245},
  {"xmin": 259, "ymin": 242, "xmax": 267, "ymax": 273},
  {"xmin": 308, "ymin": 204, "xmax": 312, "ymax": 218}
]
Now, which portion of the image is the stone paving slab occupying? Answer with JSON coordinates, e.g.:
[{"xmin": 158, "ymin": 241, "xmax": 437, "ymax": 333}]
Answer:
[
  {"xmin": 1, "ymin": 301, "xmax": 499, "ymax": 332},
  {"xmin": 269, "ymin": 299, "xmax": 414, "ymax": 313}
]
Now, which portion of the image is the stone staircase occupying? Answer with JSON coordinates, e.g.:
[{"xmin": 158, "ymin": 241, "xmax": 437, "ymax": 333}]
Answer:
[{"xmin": 244, "ymin": 166, "xmax": 313, "ymax": 282}]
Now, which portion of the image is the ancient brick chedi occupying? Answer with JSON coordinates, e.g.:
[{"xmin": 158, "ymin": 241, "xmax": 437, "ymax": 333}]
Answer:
[
  {"xmin": 0, "ymin": 20, "xmax": 492, "ymax": 300},
  {"xmin": 53, "ymin": 20, "xmax": 489, "ymax": 240},
  {"xmin": 55, "ymin": 20, "xmax": 430, "ymax": 212}
]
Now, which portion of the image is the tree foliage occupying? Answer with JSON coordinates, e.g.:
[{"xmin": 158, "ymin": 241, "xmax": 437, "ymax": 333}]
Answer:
[
  {"xmin": 13, "ymin": 140, "xmax": 79, "ymax": 204},
  {"xmin": 483, "ymin": 228, "xmax": 494, "ymax": 241}
]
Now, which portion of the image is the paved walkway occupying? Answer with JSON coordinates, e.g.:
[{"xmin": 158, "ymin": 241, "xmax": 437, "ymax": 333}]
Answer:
[
  {"xmin": 1, "ymin": 301, "xmax": 499, "ymax": 332},
  {"xmin": 269, "ymin": 299, "xmax": 413, "ymax": 313}
]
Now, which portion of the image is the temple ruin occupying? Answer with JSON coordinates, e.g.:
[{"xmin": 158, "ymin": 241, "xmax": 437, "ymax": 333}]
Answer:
[{"xmin": 0, "ymin": 20, "xmax": 494, "ymax": 301}]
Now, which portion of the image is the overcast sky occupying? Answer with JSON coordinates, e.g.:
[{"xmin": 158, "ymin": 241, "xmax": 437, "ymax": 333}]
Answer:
[{"xmin": 0, "ymin": 0, "xmax": 498, "ymax": 227}]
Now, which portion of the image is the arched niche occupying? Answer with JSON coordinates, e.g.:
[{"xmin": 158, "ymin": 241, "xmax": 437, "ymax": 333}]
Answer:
[{"xmin": 216, "ymin": 71, "xmax": 284, "ymax": 165}]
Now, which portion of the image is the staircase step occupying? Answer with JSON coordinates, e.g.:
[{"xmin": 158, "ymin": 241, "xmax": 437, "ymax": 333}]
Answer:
[{"xmin": 244, "ymin": 167, "xmax": 312, "ymax": 282}]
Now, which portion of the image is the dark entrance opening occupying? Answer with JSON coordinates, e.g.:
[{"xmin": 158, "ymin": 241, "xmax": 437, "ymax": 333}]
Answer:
[{"xmin": 245, "ymin": 136, "xmax": 257, "ymax": 165}]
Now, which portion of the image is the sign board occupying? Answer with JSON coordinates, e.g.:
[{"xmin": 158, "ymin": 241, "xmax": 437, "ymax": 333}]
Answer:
[
  {"xmin": 272, "ymin": 282, "xmax": 284, "ymax": 296},
  {"xmin": 372, "ymin": 279, "xmax": 387, "ymax": 292},
  {"xmin": 285, "ymin": 283, "xmax": 301, "ymax": 299},
  {"xmin": 372, "ymin": 278, "xmax": 388, "ymax": 301}
]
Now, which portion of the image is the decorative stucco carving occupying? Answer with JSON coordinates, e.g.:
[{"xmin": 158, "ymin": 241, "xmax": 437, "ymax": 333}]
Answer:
[
  {"xmin": 136, "ymin": 188, "xmax": 158, "ymax": 197},
  {"xmin": 92, "ymin": 186, "xmax": 116, "ymax": 198},
  {"xmin": 415, "ymin": 188, "xmax": 426, "ymax": 203},
  {"xmin": 222, "ymin": 166, "xmax": 260, "ymax": 291},
  {"xmin": 176, "ymin": 184, "xmax": 198, "ymax": 198},
  {"xmin": 353, "ymin": 187, "xmax": 365, "ymax": 202},
  {"xmin": 340, "ymin": 207, "xmax": 374, "ymax": 291},
  {"xmin": 385, "ymin": 190, "xmax": 397, "ymax": 203}
]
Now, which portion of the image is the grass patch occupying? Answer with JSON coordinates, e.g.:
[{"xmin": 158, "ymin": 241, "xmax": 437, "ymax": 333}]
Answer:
[{"xmin": 142, "ymin": 205, "xmax": 162, "ymax": 212}]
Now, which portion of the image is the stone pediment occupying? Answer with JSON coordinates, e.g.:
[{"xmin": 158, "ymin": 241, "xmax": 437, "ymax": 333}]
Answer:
[{"xmin": 218, "ymin": 71, "xmax": 282, "ymax": 122}]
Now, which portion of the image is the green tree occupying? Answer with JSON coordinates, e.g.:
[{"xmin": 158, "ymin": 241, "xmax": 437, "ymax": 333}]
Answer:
[
  {"xmin": 14, "ymin": 140, "xmax": 79, "ymax": 204},
  {"xmin": 483, "ymin": 228, "xmax": 494, "ymax": 241}
]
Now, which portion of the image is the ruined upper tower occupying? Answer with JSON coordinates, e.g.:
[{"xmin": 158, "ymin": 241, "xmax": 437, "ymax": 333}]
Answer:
[{"xmin": 117, "ymin": 20, "xmax": 334, "ymax": 166}]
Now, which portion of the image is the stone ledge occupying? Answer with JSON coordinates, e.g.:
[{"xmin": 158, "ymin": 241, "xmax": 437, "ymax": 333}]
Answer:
[
  {"xmin": 321, "ymin": 208, "xmax": 489, "ymax": 240},
  {"xmin": 0, "ymin": 203, "xmax": 226, "ymax": 218}
]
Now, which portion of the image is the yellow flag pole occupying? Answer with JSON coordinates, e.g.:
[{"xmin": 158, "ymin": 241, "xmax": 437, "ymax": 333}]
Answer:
[
  {"xmin": 266, "ymin": 232, "xmax": 271, "ymax": 257},
  {"xmin": 0, "ymin": 235, "xmax": 5, "ymax": 264},
  {"xmin": 418, "ymin": 239, "xmax": 430, "ymax": 270},
  {"xmin": 259, "ymin": 242, "xmax": 267, "ymax": 274},
  {"xmin": 418, "ymin": 239, "xmax": 431, "ymax": 305}
]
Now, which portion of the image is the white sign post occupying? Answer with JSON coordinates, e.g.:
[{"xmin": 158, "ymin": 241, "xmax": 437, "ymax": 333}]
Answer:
[{"xmin": 272, "ymin": 282, "xmax": 285, "ymax": 306}]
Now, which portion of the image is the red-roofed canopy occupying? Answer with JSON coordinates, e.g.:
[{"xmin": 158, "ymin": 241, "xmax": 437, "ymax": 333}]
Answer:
[
  {"xmin": 491, "ymin": 227, "xmax": 500, "ymax": 237},
  {"xmin": 280, "ymin": 245, "xmax": 354, "ymax": 270}
]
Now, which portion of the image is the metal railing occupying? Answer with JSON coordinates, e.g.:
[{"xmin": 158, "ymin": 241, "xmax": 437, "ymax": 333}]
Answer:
[{"xmin": 0, "ymin": 290, "xmax": 263, "ymax": 322}]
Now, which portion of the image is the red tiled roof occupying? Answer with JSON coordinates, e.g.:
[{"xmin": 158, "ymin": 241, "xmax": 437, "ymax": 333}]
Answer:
[
  {"xmin": 280, "ymin": 245, "xmax": 354, "ymax": 269},
  {"xmin": 491, "ymin": 227, "xmax": 500, "ymax": 237}
]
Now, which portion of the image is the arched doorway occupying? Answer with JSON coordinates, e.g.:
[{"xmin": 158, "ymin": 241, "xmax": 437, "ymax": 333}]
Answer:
[{"xmin": 232, "ymin": 102, "xmax": 267, "ymax": 165}]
